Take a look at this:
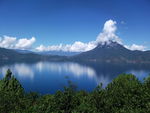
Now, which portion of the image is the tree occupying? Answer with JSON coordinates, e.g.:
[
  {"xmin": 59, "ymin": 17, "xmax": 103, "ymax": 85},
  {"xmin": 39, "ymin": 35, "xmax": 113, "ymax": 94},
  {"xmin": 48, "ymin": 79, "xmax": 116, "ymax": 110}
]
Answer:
[
  {"xmin": 0, "ymin": 69, "xmax": 25, "ymax": 113},
  {"xmin": 5, "ymin": 69, "xmax": 12, "ymax": 80},
  {"xmin": 105, "ymin": 74, "xmax": 143, "ymax": 112}
]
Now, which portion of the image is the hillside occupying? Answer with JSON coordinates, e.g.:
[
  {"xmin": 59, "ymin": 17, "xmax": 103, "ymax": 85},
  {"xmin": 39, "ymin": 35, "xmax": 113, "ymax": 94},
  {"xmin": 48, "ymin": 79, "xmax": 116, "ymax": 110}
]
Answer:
[
  {"xmin": 70, "ymin": 41, "xmax": 150, "ymax": 63},
  {"xmin": 0, "ymin": 47, "xmax": 66, "ymax": 63}
]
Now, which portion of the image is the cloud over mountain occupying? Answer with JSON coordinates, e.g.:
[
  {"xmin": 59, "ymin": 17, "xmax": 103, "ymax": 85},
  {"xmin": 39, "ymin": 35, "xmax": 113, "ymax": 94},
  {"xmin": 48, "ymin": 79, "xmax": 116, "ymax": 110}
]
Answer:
[
  {"xmin": 124, "ymin": 44, "xmax": 146, "ymax": 51},
  {"xmin": 36, "ymin": 41, "xmax": 96, "ymax": 52},
  {"xmin": 0, "ymin": 36, "xmax": 36, "ymax": 50},
  {"xmin": 0, "ymin": 36, "xmax": 16, "ymax": 48},
  {"xmin": 36, "ymin": 19, "xmax": 146, "ymax": 52},
  {"xmin": 96, "ymin": 20, "xmax": 122, "ymax": 45},
  {"xmin": 36, "ymin": 19, "xmax": 123, "ymax": 52},
  {"xmin": 0, "ymin": 20, "xmax": 146, "ymax": 52},
  {"xmin": 15, "ymin": 37, "xmax": 36, "ymax": 49}
]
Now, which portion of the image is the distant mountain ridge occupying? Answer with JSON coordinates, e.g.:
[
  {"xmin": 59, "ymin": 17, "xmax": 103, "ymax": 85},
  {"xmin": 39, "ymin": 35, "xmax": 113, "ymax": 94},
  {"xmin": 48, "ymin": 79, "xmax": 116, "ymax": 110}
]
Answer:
[
  {"xmin": 14, "ymin": 49, "xmax": 80, "ymax": 56},
  {"xmin": 37, "ymin": 51, "xmax": 80, "ymax": 56},
  {"xmin": 71, "ymin": 41, "xmax": 150, "ymax": 63},
  {"xmin": 1, "ymin": 41, "xmax": 150, "ymax": 64},
  {"xmin": 0, "ymin": 47, "xmax": 65, "ymax": 63},
  {"xmin": 14, "ymin": 49, "xmax": 34, "ymax": 54}
]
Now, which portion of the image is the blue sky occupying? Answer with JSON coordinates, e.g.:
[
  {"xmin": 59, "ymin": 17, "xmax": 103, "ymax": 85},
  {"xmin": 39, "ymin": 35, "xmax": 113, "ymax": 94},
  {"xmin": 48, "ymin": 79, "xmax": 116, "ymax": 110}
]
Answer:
[{"xmin": 0, "ymin": 0, "xmax": 150, "ymax": 51}]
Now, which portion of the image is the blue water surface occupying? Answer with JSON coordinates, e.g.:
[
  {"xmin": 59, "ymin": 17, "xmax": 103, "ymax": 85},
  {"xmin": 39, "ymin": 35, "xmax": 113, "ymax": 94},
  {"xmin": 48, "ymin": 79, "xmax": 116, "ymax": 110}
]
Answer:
[{"xmin": 0, "ymin": 61, "xmax": 150, "ymax": 94}]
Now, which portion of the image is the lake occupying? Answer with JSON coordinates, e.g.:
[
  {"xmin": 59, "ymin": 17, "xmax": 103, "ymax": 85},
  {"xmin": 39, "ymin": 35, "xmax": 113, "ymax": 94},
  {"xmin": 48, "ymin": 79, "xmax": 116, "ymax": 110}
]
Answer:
[{"xmin": 0, "ymin": 61, "xmax": 150, "ymax": 94}]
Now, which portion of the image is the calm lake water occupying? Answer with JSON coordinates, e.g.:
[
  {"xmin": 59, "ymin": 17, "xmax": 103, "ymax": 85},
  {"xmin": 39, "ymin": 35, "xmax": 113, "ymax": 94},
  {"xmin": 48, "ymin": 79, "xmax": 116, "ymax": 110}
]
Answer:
[{"xmin": 0, "ymin": 61, "xmax": 150, "ymax": 94}]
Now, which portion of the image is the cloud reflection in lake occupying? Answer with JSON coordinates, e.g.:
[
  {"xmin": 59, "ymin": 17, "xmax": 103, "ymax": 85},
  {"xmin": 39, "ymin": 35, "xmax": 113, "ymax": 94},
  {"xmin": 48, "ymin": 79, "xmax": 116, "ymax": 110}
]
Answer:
[
  {"xmin": 0, "ymin": 63, "xmax": 34, "ymax": 79},
  {"xmin": 0, "ymin": 62, "xmax": 112, "ymax": 87},
  {"xmin": 35, "ymin": 62, "xmax": 96, "ymax": 78},
  {"xmin": 0, "ymin": 61, "xmax": 149, "ymax": 94}
]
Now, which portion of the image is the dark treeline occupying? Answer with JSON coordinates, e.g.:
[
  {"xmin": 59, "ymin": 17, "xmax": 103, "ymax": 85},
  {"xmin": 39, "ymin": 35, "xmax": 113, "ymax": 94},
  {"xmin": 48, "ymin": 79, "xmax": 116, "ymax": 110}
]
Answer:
[{"xmin": 1, "ymin": 69, "xmax": 150, "ymax": 113}]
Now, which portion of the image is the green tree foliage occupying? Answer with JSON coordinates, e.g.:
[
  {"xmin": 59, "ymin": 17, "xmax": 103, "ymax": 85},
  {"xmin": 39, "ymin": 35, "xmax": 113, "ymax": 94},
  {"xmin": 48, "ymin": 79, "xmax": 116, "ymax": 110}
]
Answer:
[
  {"xmin": 1, "ymin": 70, "xmax": 150, "ymax": 112},
  {"xmin": 104, "ymin": 74, "xmax": 144, "ymax": 112},
  {"xmin": 5, "ymin": 69, "xmax": 12, "ymax": 80},
  {"xmin": 0, "ymin": 69, "xmax": 25, "ymax": 113}
]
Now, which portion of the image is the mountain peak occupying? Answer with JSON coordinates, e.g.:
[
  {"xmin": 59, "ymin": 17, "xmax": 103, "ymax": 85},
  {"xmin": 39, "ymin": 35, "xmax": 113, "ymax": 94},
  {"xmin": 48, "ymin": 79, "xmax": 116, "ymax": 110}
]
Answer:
[
  {"xmin": 96, "ymin": 41, "xmax": 124, "ymax": 49},
  {"xmin": 72, "ymin": 40, "xmax": 134, "ymax": 63}
]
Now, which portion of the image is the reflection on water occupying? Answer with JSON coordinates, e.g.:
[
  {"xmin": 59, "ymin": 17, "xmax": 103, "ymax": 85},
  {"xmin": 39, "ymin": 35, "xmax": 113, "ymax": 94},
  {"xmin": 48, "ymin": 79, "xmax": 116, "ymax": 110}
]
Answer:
[
  {"xmin": 0, "ymin": 64, "xmax": 34, "ymax": 79},
  {"xmin": 35, "ymin": 62, "xmax": 96, "ymax": 78},
  {"xmin": 0, "ymin": 62, "xmax": 96, "ymax": 79},
  {"xmin": 0, "ymin": 61, "xmax": 150, "ymax": 94}
]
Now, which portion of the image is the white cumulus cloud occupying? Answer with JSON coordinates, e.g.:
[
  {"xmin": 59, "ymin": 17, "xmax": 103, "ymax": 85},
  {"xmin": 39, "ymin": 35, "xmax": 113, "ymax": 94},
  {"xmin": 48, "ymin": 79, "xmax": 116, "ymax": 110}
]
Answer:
[
  {"xmin": 96, "ymin": 19, "xmax": 122, "ymax": 45},
  {"xmin": 15, "ymin": 37, "xmax": 36, "ymax": 49},
  {"xmin": 1, "ymin": 20, "xmax": 146, "ymax": 52},
  {"xmin": 0, "ymin": 35, "xmax": 16, "ymax": 48},
  {"xmin": 36, "ymin": 19, "xmax": 123, "ymax": 52},
  {"xmin": 0, "ymin": 36, "xmax": 36, "ymax": 50},
  {"xmin": 124, "ymin": 44, "xmax": 146, "ymax": 51},
  {"xmin": 36, "ymin": 41, "xmax": 96, "ymax": 52}
]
